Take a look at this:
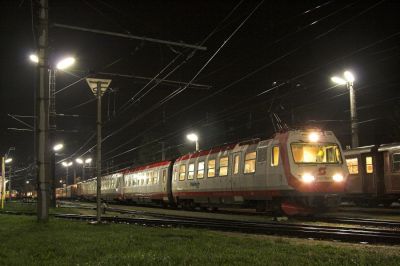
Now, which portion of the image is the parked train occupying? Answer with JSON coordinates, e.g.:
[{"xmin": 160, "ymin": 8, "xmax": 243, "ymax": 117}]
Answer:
[
  {"xmin": 57, "ymin": 129, "xmax": 349, "ymax": 215},
  {"xmin": 343, "ymin": 143, "xmax": 400, "ymax": 206}
]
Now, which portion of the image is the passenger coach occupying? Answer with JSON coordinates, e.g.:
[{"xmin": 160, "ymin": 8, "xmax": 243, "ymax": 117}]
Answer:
[{"xmin": 172, "ymin": 129, "xmax": 348, "ymax": 215}]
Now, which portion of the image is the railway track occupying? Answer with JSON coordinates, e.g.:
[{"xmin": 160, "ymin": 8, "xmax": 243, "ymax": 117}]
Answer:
[
  {"xmin": 53, "ymin": 212, "xmax": 400, "ymax": 245},
  {"xmin": 2, "ymin": 204, "xmax": 400, "ymax": 245},
  {"xmin": 59, "ymin": 201, "xmax": 400, "ymax": 230}
]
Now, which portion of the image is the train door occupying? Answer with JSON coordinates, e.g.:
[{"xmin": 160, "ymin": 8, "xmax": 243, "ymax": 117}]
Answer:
[
  {"xmin": 230, "ymin": 152, "xmax": 242, "ymax": 199},
  {"xmin": 267, "ymin": 144, "xmax": 283, "ymax": 187},
  {"xmin": 361, "ymin": 153, "xmax": 376, "ymax": 195}
]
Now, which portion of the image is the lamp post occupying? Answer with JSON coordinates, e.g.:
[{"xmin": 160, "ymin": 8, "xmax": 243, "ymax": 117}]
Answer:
[
  {"xmin": 51, "ymin": 143, "xmax": 64, "ymax": 207},
  {"xmin": 61, "ymin": 161, "xmax": 73, "ymax": 186},
  {"xmin": 5, "ymin": 158, "xmax": 12, "ymax": 202},
  {"xmin": 186, "ymin": 133, "xmax": 199, "ymax": 151},
  {"xmin": 76, "ymin": 157, "xmax": 92, "ymax": 181},
  {"xmin": 331, "ymin": 71, "xmax": 358, "ymax": 148},
  {"xmin": 30, "ymin": 52, "xmax": 75, "ymax": 220}
]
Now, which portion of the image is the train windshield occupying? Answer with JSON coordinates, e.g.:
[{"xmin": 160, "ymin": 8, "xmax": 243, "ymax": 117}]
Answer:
[{"xmin": 291, "ymin": 143, "xmax": 342, "ymax": 164}]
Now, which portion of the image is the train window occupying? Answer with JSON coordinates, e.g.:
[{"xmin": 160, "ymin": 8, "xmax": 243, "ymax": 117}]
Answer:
[
  {"xmin": 207, "ymin": 159, "xmax": 216, "ymax": 177},
  {"xmin": 366, "ymin": 157, "xmax": 373, "ymax": 174},
  {"xmin": 174, "ymin": 168, "xmax": 178, "ymax": 181},
  {"xmin": 392, "ymin": 154, "xmax": 400, "ymax": 172},
  {"xmin": 197, "ymin": 161, "xmax": 205, "ymax": 179},
  {"xmin": 271, "ymin": 146, "xmax": 279, "ymax": 167},
  {"xmin": 219, "ymin": 157, "xmax": 229, "ymax": 176},
  {"xmin": 179, "ymin": 164, "xmax": 186, "ymax": 181},
  {"xmin": 244, "ymin": 152, "xmax": 256, "ymax": 173},
  {"xmin": 188, "ymin": 163, "xmax": 195, "ymax": 180},
  {"xmin": 233, "ymin": 154, "xmax": 240, "ymax": 174},
  {"xmin": 291, "ymin": 143, "xmax": 342, "ymax": 164},
  {"xmin": 162, "ymin": 169, "xmax": 167, "ymax": 183},
  {"xmin": 345, "ymin": 158, "xmax": 359, "ymax": 174}
]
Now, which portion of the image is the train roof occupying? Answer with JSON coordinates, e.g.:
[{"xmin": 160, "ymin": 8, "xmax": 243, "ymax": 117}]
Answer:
[
  {"xmin": 124, "ymin": 160, "xmax": 172, "ymax": 174},
  {"xmin": 343, "ymin": 143, "xmax": 400, "ymax": 155}
]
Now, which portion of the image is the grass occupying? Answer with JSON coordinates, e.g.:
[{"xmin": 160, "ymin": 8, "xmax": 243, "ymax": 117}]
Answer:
[{"xmin": 0, "ymin": 214, "xmax": 399, "ymax": 265}]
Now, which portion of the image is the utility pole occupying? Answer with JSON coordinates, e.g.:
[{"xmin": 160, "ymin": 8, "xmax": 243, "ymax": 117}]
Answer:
[
  {"xmin": 49, "ymin": 68, "xmax": 56, "ymax": 208},
  {"xmin": 1, "ymin": 157, "xmax": 5, "ymax": 209},
  {"xmin": 36, "ymin": 0, "xmax": 50, "ymax": 222},
  {"xmin": 86, "ymin": 78, "xmax": 111, "ymax": 223}
]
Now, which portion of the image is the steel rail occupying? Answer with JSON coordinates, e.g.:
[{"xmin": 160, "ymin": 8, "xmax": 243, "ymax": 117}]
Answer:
[{"xmin": 53, "ymin": 213, "xmax": 400, "ymax": 245}]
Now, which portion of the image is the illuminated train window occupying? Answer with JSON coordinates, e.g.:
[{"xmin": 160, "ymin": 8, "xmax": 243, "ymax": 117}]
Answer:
[
  {"xmin": 291, "ymin": 143, "xmax": 342, "ymax": 164},
  {"xmin": 346, "ymin": 158, "xmax": 359, "ymax": 174},
  {"xmin": 366, "ymin": 157, "xmax": 373, "ymax": 174},
  {"xmin": 244, "ymin": 152, "xmax": 256, "ymax": 173},
  {"xmin": 271, "ymin": 146, "xmax": 279, "ymax": 167},
  {"xmin": 188, "ymin": 163, "xmax": 195, "ymax": 180},
  {"xmin": 392, "ymin": 154, "xmax": 400, "ymax": 172},
  {"xmin": 179, "ymin": 164, "xmax": 186, "ymax": 181},
  {"xmin": 219, "ymin": 157, "xmax": 229, "ymax": 176},
  {"xmin": 197, "ymin": 161, "xmax": 205, "ymax": 179},
  {"xmin": 208, "ymin": 159, "xmax": 216, "ymax": 177}
]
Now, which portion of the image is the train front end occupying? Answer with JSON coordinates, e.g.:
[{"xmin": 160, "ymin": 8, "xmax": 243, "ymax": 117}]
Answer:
[{"xmin": 278, "ymin": 130, "xmax": 348, "ymax": 215}]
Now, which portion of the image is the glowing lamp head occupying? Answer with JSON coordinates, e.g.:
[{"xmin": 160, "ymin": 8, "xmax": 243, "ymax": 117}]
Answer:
[
  {"xmin": 53, "ymin": 143, "xmax": 64, "ymax": 151},
  {"xmin": 301, "ymin": 173, "xmax": 315, "ymax": 183},
  {"xmin": 56, "ymin": 57, "xmax": 75, "ymax": 70},
  {"xmin": 186, "ymin": 133, "xmax": 198, "ymax": 142},
  {"xmin": 75, "ymin": 158, "xmax": 83, "ymax": 164},
  {"xmin": 344, "ymin": 71, "xmax": 355, "ymax": 82},
  {"xmin": 85, "ymin": 158, "xmax": 92, "ymax": 164},
  {"xmin": 62, "ymin": 161, "xmax": 73, "ymax": 167},
  {"xmin": 332, "ymin": 173, "xmax": 344, "ymax": 182},
  {"xmin": 5, "ymin": 158, "xmax": 13, "ymax": 164},
  {"xmin": 331, "ymin": 76, "xmax": 346, "ymax": 85},
  {"xmin": 308, "ymin": 132, "xmax": 319, "ymax": 142},
  {"xmin": 29, "ymin": 54, "xmax": 39, "ymax": 63}
]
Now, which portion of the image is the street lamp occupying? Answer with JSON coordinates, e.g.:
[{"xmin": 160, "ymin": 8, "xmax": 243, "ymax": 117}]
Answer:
[
  {"xmin": 29, "ymin": 53, "xmax": 75, "ymax": 220},
  {"xmin": 5, "ymin": 157, "xmax": 12, "ymax": 202},
  {"xmin": 75, "ymin": 157, "xmax": 92, "ymax": 181},
  {"xmin": 53, "ymin": 143, "xmax": 64, "ymax": 152},
  {"xmin": 331, "ymin": 70, "xmax": 358, "ymax": 148},
  {"xmin": 187, "ymin": 133, "xmax": 199, "ymax": 151},
  {"xmin": 62, "ymin": 161, "xmax": 73, "ymax": 186}
]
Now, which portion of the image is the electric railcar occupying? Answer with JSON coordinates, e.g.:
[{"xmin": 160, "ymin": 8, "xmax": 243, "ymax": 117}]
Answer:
[
  {"xmin": 58, "ymin": 129, "xmax": 349, "ymax": 215},
  {"xmin": 343, "ymin": 144, "xmax": 400, "ymax": 206}
]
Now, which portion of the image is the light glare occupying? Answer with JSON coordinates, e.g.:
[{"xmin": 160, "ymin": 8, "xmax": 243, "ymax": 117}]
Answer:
[
  {"xmin": 344, "ymin": 71, "xmax": 355, "ymax": 82},
  {"xmin": 333, "ymin": 173, "xmax": 344, "ymax": 182},
  {"xmin": 56, "ymin": 57, "xmax": 75, "ymax": 70},
  {"xmin": 85, "ymin": 158, "xmax": 92, "ymax": 164},
  {"xmin": 29, "ymin": 54, "xmax": 39, "ymax": 63},
  {"xmin": 302, "ymin": 173, "xmax": 315, "ymax": 183},
  {"xmin": 5, "ymin": 158, "xmax": 13, "ymax": 164},
  {"xmin": 62, "ymin": 161, "xmax": 73, "ymax": 167},
  {"xmin": 331, "ymin": 76, "xmax": 346, "ymax": 85},
  {"xmin": 186, "ymin": 133, "xmax": 198, "ymax": 142},
  {"xmin": 53, "ymin": 143, "xmax": 64, "ymax": 151},
  {"xmin": 76, "ymin": 158, "xmax": 84, "ymax": 164},
  {"xmin": 308, "ymin": 132, "xmax": 319, "ymax": 142}
]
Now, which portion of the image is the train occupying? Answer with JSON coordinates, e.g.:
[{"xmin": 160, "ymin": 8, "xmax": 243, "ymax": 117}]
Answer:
[
  {"xmin": 57, "ymin": 129, "xmax": 349, "ymax": 216},
  {"xmin": 343, "ymin": 143, "xmax": 400, "ymax": 206}
]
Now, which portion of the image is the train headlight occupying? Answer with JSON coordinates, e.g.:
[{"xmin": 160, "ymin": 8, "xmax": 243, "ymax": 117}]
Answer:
[
  {"xmin": 301, "ymin": 173, "xmax": 315, "ymax": 183},
  {"xmin": 332, "ymin": 173, "xmax": 344, "ymax": 182},
  {"xmin": 308, "ymin": 132, "xmax": 319, "ymax": 142}
]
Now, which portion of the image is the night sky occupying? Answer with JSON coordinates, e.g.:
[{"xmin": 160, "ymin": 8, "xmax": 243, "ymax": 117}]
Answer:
[{"xmin": 1, "ymin": 0, "xmax": 399, "ymax": 187}]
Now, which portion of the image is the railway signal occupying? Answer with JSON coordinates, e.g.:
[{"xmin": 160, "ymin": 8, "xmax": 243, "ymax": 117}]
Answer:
[{"xmin": 86, "ymin": 78, "xmax": 112, "ymax": 223}]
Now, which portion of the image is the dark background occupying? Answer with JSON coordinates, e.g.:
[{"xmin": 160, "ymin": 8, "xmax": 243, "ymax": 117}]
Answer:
[{"xmin": 1, "ymin": 0, "xmax": 399, "ymax": 188}]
